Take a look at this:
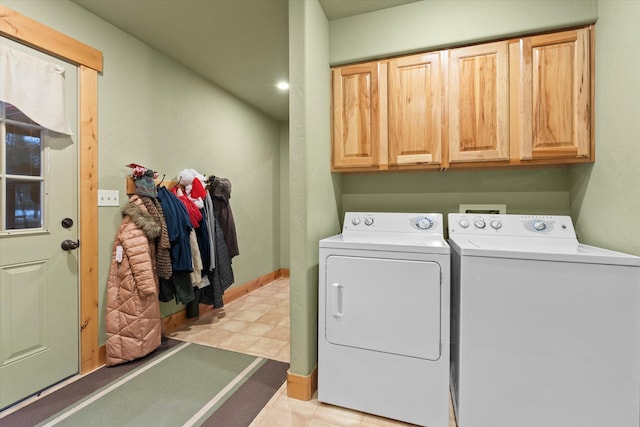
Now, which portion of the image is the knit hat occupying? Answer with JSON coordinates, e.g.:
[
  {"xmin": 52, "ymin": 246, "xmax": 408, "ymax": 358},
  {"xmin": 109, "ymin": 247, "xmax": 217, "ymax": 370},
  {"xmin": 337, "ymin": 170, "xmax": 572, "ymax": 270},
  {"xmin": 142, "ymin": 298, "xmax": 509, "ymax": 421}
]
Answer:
[
  {"xmin": 134, "ymin": 169, "xmax": 157, "ymax": 197},
  {"xmin": 127, "ymin": 163, "xmax": 158, "ymax": 197}
]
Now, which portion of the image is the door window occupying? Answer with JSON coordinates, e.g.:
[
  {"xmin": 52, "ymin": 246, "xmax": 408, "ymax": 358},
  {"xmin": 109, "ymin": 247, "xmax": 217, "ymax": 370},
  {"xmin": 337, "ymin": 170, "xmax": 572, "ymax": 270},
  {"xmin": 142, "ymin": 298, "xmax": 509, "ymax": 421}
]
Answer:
[{"xmin": 0, "ymin": 101, "xmax": 45, "ymax": 232}]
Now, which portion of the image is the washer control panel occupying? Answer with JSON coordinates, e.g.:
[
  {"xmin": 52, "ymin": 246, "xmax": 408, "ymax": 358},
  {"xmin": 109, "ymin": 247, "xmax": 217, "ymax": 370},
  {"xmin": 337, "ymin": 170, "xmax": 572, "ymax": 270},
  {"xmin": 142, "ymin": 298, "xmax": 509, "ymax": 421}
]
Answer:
[
  {"xmin": 448, "ymin": 213, "xmax": 576, "ymax": 238},
  {"xmin": 343, "ymin": 212, "xmax": 443, "ymax": 234}
]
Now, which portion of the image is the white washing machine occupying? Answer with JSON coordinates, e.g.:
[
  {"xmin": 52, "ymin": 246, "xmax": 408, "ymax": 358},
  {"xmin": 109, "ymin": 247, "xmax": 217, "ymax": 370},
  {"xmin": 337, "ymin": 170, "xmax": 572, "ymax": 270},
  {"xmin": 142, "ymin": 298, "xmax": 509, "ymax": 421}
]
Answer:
[
  {"xmin": 318, "ymin": 212, "xmax": 450, "ymax": 427},
  {"xmin": 448, "ymin": 213, "xmax": 640, "ymax": 427}
]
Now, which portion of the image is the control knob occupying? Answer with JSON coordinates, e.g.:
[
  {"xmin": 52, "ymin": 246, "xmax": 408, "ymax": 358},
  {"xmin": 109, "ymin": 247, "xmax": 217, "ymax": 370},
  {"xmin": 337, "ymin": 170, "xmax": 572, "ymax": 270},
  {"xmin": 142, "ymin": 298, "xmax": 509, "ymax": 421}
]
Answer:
[
  {"xmin": 533, "ymin": 221, "xmax": 547, "ymax": 231},
  {"xmin": 364, "ymin": 217, "xmax": 374, "ymax": 226},
  {"xmin": 474, "ymin": 219, "xmax": 486, "ymax": 229},
  {"xmin": 490, "ymin": 220, "xmax": 502, "ymax": 230},
  {"xmin": 458, "ymin": 219, "xmax": 470, "ymax": 228},
  {"xmin": 416, "ymin": 217, "xmax": 433, "ymax": 230},
  {"xmin": 351, "ymin": 217, "xmax": 361, "ymax": 226}
]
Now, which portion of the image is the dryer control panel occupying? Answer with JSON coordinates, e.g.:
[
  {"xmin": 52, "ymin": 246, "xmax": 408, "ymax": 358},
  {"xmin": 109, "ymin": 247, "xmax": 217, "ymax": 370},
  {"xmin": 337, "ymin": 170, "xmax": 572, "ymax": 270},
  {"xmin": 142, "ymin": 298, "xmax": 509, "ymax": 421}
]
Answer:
[
  {"xmin": 448, "ymin": 213, "xmax": 576, "ymax": 238},
  {"xmin": 343, "ymin": 212, "xmax": 444, "ymax": 235}
]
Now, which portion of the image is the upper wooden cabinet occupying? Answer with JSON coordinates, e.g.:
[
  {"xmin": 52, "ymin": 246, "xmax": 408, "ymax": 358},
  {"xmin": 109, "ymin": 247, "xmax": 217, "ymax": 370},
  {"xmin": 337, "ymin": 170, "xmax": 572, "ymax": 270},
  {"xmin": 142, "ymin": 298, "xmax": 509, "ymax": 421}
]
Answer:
[
  {"xmin": 331, "ymin": 62, "xmax": 383, "ymax": 170},
  {"xmin": 331, "ymin": 54, "xmax": 445, "ymax": 172},
  {"xmin": 388, "ymin": 52, "xmax": 444, "ymax": 168},
  {"xmin": 330, "ymin": 25, "xmax": 594, "ymax": 173},
  {"xmin": 511, "ymin": 27, "xmax": 592, "ymax": 162},
  {"xmin": 449, "ymin": 41, "xmax": 510, "ymax": 164}
]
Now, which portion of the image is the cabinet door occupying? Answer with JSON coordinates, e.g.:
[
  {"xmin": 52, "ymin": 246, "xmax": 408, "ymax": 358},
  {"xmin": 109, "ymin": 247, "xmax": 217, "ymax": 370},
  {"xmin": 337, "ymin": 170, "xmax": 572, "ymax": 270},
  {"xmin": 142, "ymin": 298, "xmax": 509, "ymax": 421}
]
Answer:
[
  {"xmin": 331, "ymin": 63, "xmax": 383, "ymax": 170},
  {"xmin": 449, "ymin": 41, "xmax": 509, "ymax": 163},
  {"xmin": 388, "ymin": 52, "xmax": 443, "ymax": 168},
  {"xmin": 516, "ymin": 28, "xmax": 591, "ymax": 160}
]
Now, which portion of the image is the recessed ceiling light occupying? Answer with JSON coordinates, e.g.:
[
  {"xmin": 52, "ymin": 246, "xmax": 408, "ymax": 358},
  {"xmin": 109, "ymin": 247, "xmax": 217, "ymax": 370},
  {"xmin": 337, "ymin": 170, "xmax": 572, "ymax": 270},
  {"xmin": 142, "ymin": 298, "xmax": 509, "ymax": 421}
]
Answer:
[{"xmin": 276, "ymin": 81, "xmax": 289, "ymax": 91}]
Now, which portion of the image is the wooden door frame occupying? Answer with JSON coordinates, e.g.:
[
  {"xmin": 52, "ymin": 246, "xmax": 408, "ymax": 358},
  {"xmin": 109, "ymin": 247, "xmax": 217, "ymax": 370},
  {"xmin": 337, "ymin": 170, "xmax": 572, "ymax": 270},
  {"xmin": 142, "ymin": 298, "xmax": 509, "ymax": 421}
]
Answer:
[{"xmin": 1, "ymin": 6, "xmax": 103, "ymax": 373}]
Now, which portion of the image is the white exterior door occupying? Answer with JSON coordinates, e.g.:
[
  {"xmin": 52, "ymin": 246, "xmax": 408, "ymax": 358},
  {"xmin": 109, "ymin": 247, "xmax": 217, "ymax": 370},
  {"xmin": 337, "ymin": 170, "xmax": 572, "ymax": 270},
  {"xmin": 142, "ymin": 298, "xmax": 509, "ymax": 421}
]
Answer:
[{"xmin": 0, "ymin": 37, "xmax": 79, "ymax": 410}]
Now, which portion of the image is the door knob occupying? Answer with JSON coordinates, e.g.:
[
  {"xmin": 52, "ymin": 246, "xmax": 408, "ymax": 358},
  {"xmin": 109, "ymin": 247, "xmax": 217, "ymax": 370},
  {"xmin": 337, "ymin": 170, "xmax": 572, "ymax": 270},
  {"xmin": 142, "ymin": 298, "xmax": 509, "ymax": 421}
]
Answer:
[{"xmin": 61, "ymin": 239, "xmax": 80, "ymax": 251}]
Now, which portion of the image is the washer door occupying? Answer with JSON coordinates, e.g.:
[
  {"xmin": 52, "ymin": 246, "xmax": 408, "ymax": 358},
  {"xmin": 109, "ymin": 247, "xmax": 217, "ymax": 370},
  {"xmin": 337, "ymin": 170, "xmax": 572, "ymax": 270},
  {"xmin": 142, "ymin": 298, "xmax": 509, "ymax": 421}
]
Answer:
[{"xmin": 325, "ymin": 255, "xmax": 442, "ymax": 360}]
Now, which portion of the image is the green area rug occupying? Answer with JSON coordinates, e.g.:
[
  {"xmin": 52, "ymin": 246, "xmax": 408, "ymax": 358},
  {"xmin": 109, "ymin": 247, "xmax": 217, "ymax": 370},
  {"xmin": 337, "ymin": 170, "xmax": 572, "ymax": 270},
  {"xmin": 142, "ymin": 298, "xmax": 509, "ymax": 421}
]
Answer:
[{"xmin": 1, "ymin": 340, "xmax": 289, "ymax": 427}]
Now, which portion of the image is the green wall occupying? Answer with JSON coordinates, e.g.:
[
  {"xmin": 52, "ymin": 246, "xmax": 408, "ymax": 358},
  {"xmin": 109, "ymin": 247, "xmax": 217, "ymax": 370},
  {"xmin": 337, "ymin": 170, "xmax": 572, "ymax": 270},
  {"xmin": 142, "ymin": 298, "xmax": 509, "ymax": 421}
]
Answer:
[
  {"xmin": 343, "ymin": 169, "xmax": 571, "ymax": 232},
  {"xmin": 289, "ymin": 0, "xmax": 342, "ymax": 377},
  {"xmin": 5, "ymin": 0, "xmax": 284, "ymax": 343},
  {"xmin": 329, "ymin": 0, "xmax": 597, "ymax": 65},
  {"xmin": 570, "ymin": 0, "xmax": 640, "ymax": 256}
]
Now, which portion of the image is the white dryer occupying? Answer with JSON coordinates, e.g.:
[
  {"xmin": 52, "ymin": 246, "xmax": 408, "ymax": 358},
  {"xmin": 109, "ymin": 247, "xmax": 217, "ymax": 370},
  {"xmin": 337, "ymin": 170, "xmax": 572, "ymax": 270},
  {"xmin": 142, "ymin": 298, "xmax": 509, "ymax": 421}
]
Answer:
[
  {"xmin": 448, "ymin": 213, "xmax": 640, "ymax": 427},
  {"xmin": 318, "ymin": 212, "xmax": 450, "ymax": 427}
]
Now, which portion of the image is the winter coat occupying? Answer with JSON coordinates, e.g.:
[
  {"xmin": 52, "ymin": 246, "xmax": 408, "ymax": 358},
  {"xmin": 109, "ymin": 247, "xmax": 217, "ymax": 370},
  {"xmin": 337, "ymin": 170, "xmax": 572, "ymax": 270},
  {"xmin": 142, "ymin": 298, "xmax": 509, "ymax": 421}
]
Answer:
[
  {"xmin": 199, "ymin": 215, "xmax": 234, "ymax": 309},
  {"xmin": 156, "ymin": 186, "xmax": 192, "ymax": 272},
  {"xmin": 156, "ymin": 186, "xmax": 195, "ymax": 305},
  {"xmin": 213, "ymin": 193, "xmax": 238, "ymax": 259},
  {"xmin": 105, "ymin": 195, "xmax": 162, "ymax": 366},
  {"xmin": 210, "ymin": 177, "xmax": 239, "ymax": 259}
]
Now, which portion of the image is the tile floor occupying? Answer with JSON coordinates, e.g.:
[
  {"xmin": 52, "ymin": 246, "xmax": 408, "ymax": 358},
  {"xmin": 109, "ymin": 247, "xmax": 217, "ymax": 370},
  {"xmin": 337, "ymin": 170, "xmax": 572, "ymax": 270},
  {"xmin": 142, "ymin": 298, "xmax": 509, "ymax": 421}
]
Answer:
[{"xmin": 170, "ymin": 277, "xmax": 458, "ymax": 427}]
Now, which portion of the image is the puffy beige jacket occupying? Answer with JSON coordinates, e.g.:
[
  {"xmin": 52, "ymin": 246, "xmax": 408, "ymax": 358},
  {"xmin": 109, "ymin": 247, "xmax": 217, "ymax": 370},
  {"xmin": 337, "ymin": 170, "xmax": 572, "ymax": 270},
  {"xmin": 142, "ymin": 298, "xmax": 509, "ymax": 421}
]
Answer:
[{"xmin": 105, "ymin": 195, "xmax": 162, "ymax": 366}]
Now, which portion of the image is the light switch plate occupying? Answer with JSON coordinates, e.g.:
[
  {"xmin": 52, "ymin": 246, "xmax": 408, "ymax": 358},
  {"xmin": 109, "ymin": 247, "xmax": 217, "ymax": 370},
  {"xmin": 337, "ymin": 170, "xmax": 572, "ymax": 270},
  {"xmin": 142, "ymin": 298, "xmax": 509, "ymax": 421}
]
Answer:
[{"xmin": 98, "ymin": 189, "xmax": 120, "ymax": 206}]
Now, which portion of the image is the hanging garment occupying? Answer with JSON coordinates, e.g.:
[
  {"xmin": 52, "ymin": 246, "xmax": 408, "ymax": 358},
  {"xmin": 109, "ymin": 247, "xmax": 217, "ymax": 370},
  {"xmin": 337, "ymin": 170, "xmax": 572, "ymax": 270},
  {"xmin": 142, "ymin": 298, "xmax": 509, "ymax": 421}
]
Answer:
[
  {"xmin": 189, "ymin": 229, "xmax": 203, "ymax": 286},
  {"xmin": 195, "ymin": 207, "xmax": 212, "ymax": 274},
  {"xmin": 172, "ymin": 186, "xmax": 202, "ymax": 228},
  {"xmin": 156, "ymin": 186, "xmax": 194, "ymax": 304},
  {"xmin": 186, "ymin": 210, "xmax": 213, "ymax": 318},
  {"xmin": 184, "ymin": 226, "xmax": 205, "ymax": 319},
  {"xmin": 160, "ymin": 272, "xmax": 194, "ymax": 305},
  {"xmin": 211, "ymin": 215, "xmax": 235, "ymax": 305},
  {"xmin": 105, "ymin": 195, "xmax": 162, "ymax": 366},
  {"xmin": 156, "ymin": 187, "xmax": 192, "ymax": 271},
  {"xmin": 210, "ymin": 177, "xmax": 239, "ymax": 259},
  {"xmin": 140, "ymin": 196, "xmax": 172, "ymax": 280},
  {"xmin": 197, "ymin": 215, "xmax": 234, "ymax": 309},
  {"xmin": 203, "ymin": 191, "xmax": 216, "ymax": 270}
]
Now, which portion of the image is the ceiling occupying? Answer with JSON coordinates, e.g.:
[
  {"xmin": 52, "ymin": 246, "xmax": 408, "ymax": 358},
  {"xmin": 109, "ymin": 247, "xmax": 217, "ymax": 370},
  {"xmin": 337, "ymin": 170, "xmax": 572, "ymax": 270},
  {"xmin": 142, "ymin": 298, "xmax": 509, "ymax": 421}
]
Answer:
[{"xmin": 71, "ymin": 0, "xmax": 420, "ymax": 122}]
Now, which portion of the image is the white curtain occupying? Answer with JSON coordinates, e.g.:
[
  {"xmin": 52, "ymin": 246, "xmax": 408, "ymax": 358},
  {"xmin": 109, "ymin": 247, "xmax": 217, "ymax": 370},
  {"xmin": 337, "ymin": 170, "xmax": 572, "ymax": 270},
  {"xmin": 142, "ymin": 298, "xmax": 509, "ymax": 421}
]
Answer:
[{"xmin": 0, "ymin": 44, "xmax": 72, "ymax": 135}]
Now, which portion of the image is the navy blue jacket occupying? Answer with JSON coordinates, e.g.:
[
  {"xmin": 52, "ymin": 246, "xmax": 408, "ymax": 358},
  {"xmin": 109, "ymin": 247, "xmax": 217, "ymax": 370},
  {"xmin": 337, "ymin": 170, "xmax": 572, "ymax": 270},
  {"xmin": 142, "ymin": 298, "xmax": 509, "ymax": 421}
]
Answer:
[{"xmin": 156, "ymin": 186, "xmax": 192, "ymax": 272}]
